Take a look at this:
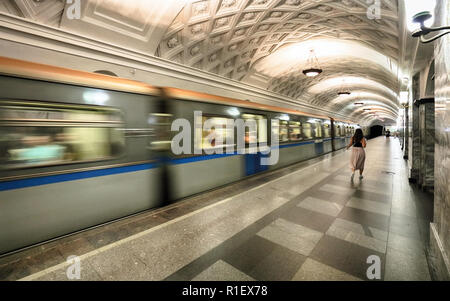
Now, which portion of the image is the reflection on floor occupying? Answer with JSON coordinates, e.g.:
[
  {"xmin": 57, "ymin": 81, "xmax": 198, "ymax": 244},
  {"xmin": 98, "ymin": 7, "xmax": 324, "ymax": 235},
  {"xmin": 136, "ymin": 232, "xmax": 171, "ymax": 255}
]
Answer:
[{"xmin": 0, "ymin": 137, "xmax": 434, "ymax": 281}]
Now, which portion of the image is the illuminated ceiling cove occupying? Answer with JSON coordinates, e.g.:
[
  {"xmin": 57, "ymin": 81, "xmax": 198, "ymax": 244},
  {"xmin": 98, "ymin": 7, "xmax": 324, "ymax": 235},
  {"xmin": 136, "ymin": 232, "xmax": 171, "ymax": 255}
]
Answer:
[{"xmin": 0, "ymin": 0, "xmax": 407, "ymax": 124}]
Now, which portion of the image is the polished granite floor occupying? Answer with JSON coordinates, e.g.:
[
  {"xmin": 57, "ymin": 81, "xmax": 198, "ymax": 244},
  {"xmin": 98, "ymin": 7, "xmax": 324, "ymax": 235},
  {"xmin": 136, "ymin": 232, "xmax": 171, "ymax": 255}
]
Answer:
[{"xmin": 0, "ymin": 137, "xmax": 434, "ymax": 281}]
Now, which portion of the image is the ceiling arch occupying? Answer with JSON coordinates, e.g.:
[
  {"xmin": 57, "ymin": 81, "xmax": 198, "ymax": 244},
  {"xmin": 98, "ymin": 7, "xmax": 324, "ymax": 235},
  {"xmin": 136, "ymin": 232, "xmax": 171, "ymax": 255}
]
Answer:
[
  {"xmin": 156, "ymin": 0, "xmax": 400, "ymax": 79},
  {"xmin": 338, "ymin": 99, "xmax": 399, "ymax": 119},
  {"xmin": 251, "ymin": 39, "xmax": 398, "ymax": 78},
  {"xmin": 365, "ymin": 115, "xmax": 397, "ymax": 126},
  {"xmin": 328, "ymin": 92, "xmax": 399, "ymax": 110},
  {"xmin": 307, "ymin": 77, "xmax": 398, "ymax": 99},
  {"xmin": 250, "ymin": 38, "xmax": 399, "ymax": 99},
  {"xmin": 245, "ymin": 35, "xmax": 401, "ymax": 123},
  {"xmin": 369, "ymin": 118, "xmax": 397, "ymax": 126},
  {"xmin": 350, "ymin": 106, "xmax": 398, "ymax": 119},
  {"xmin": 305, "ymin": 76, "xmax": 400, "ymax": 118}
]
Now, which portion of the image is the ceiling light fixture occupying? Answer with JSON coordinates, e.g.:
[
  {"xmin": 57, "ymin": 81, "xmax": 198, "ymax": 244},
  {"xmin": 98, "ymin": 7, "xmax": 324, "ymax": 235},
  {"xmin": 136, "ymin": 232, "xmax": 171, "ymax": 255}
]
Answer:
[
  {"xmin": 302, "ymin": 49, "xmax": 322, "ymax": 77},
  {"xmin": 337, "ymin": 79, "xmax": 351, "ymax": 96},
  {"xmin": 354, "ymin": 102, "xmax": 364, "ymax": 106}
]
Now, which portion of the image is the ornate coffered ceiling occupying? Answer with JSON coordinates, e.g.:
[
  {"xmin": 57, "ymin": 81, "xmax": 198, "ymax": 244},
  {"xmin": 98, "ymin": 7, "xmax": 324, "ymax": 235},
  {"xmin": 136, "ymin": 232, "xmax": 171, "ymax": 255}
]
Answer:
[
  {"xmin": 0, "ymin": 0, "xmax": 65, "ymax": 27},
  {"xmin": 0, "ymin": 0, "xmax": 407, "ymax": 124}
]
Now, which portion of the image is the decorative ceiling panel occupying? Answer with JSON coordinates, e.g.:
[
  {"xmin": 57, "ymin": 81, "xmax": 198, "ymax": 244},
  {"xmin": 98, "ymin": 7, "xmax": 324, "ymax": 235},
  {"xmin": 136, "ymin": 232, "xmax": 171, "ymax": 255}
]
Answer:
[
  {"xmin": 1, "ymin": 0, "xmax": 65, "ymax": 27},
  {"xmin": 155, "ymin": 0, "xmax": 400, "ymax": 80}
]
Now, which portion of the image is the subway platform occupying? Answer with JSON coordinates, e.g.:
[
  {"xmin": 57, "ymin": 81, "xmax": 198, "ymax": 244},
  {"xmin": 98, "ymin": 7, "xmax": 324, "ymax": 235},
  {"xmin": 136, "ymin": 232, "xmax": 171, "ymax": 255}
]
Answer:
[{"xmin": 0, "ymin": 137, "xmax": 433, "ymax": 281}]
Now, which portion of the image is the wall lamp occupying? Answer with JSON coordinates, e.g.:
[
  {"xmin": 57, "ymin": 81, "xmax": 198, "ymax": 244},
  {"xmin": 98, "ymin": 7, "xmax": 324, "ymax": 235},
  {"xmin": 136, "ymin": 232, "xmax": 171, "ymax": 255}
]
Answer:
[
  {"xmin": 400, "ymin": 91, "xmax": 409, "ymax": 108},
  {"xmin": 412, "ymin": 11, "xmax": 450, "ymax": 43}
]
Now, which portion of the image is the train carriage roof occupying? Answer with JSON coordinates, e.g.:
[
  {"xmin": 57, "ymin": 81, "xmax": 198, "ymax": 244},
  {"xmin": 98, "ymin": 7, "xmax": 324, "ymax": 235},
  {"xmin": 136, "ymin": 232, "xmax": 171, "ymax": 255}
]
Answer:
[
  {"xmin": 0, "ymin": 56, "xmax": 159, "ymax": 96},
  {"xmin": 163, "ymin": 87, "xmax": 334, "ymax": 121}
]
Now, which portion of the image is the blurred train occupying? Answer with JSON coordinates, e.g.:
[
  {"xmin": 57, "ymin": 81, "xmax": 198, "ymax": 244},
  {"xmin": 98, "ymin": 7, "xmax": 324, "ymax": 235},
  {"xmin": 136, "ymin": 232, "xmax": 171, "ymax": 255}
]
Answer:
[{"xmin": 0, "ymin": 57, "xmax": 357, "ymax": 255}]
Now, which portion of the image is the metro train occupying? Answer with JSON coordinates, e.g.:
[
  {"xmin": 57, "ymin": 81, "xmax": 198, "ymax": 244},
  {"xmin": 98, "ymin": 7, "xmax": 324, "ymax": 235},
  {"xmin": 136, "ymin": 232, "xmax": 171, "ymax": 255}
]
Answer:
[{"xmin": 0, "ymin": 57, "xmax": 357, "ymax": 255}]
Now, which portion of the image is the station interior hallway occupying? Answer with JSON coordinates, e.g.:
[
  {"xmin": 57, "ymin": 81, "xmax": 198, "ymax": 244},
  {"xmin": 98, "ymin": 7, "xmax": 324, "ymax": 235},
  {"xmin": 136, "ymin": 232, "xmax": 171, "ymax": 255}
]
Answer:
[{"xmin": 0, "ymin": 137, "xmax": 434, "ymax": 281}]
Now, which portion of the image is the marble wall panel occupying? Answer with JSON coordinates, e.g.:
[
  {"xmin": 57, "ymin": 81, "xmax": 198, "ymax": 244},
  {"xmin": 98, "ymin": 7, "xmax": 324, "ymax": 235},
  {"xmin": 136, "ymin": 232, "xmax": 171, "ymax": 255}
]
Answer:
[
  {"xmin": 409, "ymin": 101, "xmax": 421, "ymax": 181},
  {"xmin": 429, "ymin": 0, "xmax": 450, "ymax": 280},
  {"xmin": 419, "ymin": 102, "xmax": 435, "ymax": 189}
]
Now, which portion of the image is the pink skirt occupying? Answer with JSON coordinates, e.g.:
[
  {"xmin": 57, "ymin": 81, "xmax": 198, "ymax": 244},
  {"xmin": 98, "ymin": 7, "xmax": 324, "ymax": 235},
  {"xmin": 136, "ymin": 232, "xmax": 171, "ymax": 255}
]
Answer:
[{"xmin": 350, "ymin": 147, "xmax": 366, "ymax": 171}]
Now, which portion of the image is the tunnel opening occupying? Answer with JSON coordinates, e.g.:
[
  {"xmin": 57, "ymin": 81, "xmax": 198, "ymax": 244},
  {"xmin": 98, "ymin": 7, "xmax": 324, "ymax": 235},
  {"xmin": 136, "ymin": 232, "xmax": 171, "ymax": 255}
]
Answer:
[{"xmin": 369, "ymin": 125, "xmax": 384, "ymax": 139}]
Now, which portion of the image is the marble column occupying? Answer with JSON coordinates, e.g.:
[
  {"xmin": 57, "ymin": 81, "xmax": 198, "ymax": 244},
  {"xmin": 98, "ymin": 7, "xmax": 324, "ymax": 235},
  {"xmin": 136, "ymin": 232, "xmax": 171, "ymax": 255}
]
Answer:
[{"xmin": 428, "ymin": 0, "xmax": 450, "ymax": 281}]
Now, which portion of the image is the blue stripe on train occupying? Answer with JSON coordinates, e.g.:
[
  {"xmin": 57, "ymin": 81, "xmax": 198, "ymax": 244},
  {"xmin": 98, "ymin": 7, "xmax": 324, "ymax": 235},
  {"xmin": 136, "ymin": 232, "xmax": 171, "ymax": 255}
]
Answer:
[
  {"xmin": 170, "ymin": 152, "xmax": 238, "ymax": 165},
  {"xmin": 171, "ymin": 140, "xmax": 317, "ymax": 164},
  {"xmin": 0, "ymin": 163, "xmax": 157, "ymax": 192},
  {"xmin": 279, "ymin": 141, "xmax": 315, "ymax": 149},
  {"xmin": 0, "ymin": 140, "xmax": 328, "ymax": 191}
]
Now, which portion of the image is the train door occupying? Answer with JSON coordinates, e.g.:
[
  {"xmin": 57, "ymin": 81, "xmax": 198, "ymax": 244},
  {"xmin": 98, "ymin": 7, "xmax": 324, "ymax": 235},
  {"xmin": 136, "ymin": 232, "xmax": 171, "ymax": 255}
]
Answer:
[
  {"xmin": 330, "ymin": 119, "xmax": 336, "ymax": 151},
  {"xmin": 242, "ymin": 113, "xmax": 268, "ymax": 176},
  {"xmin": 314, "ymin": 121, "xmax": 324, "ymax": 154},
  {"xmin": 147, "ymin": 94, "xmax": 173, "ymax": 204}
]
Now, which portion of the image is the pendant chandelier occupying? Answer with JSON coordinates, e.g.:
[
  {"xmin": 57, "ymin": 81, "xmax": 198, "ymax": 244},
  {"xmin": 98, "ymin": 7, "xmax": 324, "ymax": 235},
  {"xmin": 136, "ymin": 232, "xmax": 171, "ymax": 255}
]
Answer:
[
  {"xmin": 337, "ymin": 78, "xmax": 351, "ymax": 96},
  {"xmin": 302, "ymin": 49, "xmax": 322, "ymax": 77}
]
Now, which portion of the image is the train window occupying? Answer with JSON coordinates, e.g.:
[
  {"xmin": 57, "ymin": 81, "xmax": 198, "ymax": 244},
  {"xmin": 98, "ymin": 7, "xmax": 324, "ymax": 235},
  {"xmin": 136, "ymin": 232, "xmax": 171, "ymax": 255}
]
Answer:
[
  {"xmin": 242, "ymin": 114, "xmax": 267, "ymax": 145},
  {"xmin": 314, "ymin": 122, "xmax": 323, "ymax": 138},
  {"xmin": 324, "ymin": 124, "xmax": 331, "ymax": 138},
  {"xmin": 279, "ymin": 120, "xmax": 289, "ymax": 143},
  {"xmin": 0, "ymin": 101, "xmax": 125, "ymax": 169},
  {"xmin": 303, "ymin": 123, "xmax": 313, "ymax": 139},
  {"xmin": 335, "ymin": 125, "xmax": 341, "ymax": 137},
  {"xmin": 289, "ymin": 121, "xmax": 302, "ymax": 141},
  {"xmin": 148, "ymin": 113, "xmax": 172, "ymax": 151},
  {"xmin": 199, "ymin": 116, "xmax": 235, "ymax": 150}
]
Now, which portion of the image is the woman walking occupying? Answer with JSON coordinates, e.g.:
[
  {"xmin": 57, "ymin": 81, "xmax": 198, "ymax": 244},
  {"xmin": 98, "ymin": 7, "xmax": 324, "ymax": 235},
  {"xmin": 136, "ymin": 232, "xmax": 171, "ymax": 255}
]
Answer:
[{"xmin": 346, "ymin": 128, "xmax": 367, "ymax": 181}]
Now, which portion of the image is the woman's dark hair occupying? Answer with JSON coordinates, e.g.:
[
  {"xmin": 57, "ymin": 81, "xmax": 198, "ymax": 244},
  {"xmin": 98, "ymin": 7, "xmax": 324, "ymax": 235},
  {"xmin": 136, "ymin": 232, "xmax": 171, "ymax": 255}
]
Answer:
[{"xmin": 353, "ymin": 129, "xmax": 364, "ymax": 143}]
